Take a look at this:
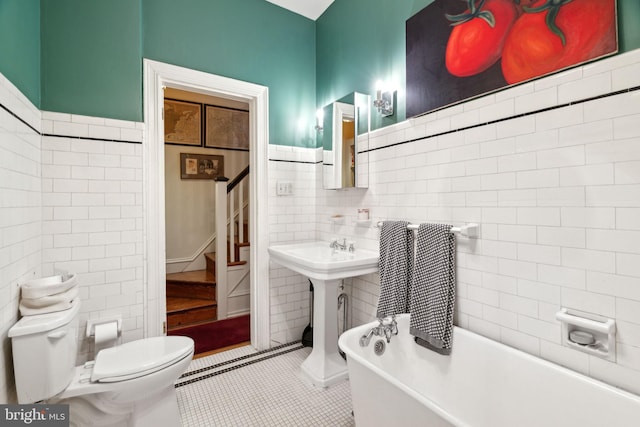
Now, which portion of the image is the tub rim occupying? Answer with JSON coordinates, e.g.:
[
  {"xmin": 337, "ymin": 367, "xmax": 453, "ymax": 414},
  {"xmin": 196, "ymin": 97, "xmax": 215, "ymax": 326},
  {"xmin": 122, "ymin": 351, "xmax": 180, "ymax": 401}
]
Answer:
[{"xmin": 339, "ymin": 313, "xmax": 640, "ymax": 427}]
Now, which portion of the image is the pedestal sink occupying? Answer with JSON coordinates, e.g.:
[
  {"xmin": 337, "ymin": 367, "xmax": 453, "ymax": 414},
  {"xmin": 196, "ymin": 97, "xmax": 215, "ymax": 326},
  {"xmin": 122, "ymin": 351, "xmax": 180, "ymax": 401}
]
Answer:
[{"xmin": 268, "ymin": 241, "xmax": 379, "ymax": 387}]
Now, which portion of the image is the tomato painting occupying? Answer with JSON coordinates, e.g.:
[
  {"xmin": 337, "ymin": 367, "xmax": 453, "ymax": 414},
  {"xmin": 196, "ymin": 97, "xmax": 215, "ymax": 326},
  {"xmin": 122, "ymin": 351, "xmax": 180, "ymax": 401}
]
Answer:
[
  {"xmin": 501, "ymin": 0, "xmax": 617, "ymax": 84},
  {"xmin": 445, "ymin": 0, "xmax": 519, "ymax": 77}
]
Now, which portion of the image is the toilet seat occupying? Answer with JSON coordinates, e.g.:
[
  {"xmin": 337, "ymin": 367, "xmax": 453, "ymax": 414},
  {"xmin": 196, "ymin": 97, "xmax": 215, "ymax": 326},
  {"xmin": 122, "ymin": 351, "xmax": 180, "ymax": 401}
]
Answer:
[{"xmin": 92, "ymin": 336, "xmax": 193, "ymax": 383}]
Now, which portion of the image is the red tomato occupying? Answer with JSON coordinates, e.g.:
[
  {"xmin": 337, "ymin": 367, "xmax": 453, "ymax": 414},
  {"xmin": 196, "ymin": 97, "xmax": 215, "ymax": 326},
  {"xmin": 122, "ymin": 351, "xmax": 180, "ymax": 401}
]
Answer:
[
  {"xmin": 445, "ymin": 0, "xmax": 519, "ymax": 77},
  {"xmin": 501, "ymin": 0, "xmax": 616, "ymax": 84}
]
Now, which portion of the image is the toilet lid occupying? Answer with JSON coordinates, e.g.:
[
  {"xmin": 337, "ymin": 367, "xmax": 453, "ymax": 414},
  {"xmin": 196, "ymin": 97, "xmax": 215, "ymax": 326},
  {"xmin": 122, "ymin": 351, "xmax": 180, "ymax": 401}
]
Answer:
[{"xmin": 91, "ymin": 336, "xmax": 194, "ymax": 383}]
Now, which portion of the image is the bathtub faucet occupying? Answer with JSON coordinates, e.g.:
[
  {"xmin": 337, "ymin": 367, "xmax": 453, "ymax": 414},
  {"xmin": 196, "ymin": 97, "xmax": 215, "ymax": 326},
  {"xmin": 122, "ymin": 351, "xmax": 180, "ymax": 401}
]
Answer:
[{"xmin": 359, "ymin": 315, "xmax": 398, "ymax": 346}]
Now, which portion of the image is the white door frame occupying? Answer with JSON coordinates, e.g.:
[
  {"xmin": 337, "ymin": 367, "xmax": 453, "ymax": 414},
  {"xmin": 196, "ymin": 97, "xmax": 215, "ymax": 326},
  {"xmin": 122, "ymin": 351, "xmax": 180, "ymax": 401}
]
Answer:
[{"xmin": 143, "ymin": 59, "xmax": 270, "ymax": 350}]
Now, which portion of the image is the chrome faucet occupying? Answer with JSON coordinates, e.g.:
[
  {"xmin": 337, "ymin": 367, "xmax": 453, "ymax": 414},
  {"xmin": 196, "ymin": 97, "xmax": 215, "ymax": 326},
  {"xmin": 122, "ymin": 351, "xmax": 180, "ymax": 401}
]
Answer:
[
  {"xmin": 359, "ymin": 315, "xmax": 398, "ymax": 346},
  {"xmin": 330, "ymin": 238, "xmax": 347, "ymax": 251}
]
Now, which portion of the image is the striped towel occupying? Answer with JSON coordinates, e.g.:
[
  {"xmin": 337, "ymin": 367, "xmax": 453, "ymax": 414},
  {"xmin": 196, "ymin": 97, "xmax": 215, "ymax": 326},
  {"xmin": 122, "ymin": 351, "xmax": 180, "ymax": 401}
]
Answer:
[
  {"xmin": 409, "ymin": 223, "xmax": 456, "ymax": 355},
  {"xmin": 377, "ymin": 221, "xmax": 414, "ymax": 318}
]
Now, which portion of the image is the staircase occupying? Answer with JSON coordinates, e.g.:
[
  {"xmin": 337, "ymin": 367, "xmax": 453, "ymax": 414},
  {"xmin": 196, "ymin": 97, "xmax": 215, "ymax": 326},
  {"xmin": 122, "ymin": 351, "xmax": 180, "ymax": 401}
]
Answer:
[
  {"xmin": 166, "ymin": 269, "xmax": 217, "ymax": 329},
  {"xmin": 166, "ymin": 223, "xmax": 249, "ymax": 331},
  {"xmin": 166, "ymin": 166, "xmax": 250, "ymax": 332}
]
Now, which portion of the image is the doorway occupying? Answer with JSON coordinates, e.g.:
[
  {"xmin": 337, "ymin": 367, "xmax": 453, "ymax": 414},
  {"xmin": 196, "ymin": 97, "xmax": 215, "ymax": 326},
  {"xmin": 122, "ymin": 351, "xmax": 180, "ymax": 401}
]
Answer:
[
  {"xmin": 143, "ymin": 59, "xmax": 270, "ymax": 351},
  {"xmin": 163, "ymin": 88, "xmax": 251, "ymax": 354}
]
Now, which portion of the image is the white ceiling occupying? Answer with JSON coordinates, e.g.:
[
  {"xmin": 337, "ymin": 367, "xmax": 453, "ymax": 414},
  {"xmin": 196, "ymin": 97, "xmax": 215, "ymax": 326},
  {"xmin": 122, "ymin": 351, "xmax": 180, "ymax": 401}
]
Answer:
[{"xmin": 265, "ymin": 0, "xmax": 335, "ymax": 20}]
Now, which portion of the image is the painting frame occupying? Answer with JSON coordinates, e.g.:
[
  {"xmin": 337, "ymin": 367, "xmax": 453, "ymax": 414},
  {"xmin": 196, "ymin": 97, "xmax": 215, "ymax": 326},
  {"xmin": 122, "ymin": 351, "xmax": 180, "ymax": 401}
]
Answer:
[
  {"xmin": 164, "ymin": 99, "xmax": 203, "ymax": 146},
  {"xmin": 205, "ymin": 105, "xmax": 250, "ymax": 151},
  {"xmin": 180, "ymin": 153, "xmax": 224, "ymax": 180},
  {"xmin": 406, "ymin": 0, "xmax": 618, "ymax": 118}
]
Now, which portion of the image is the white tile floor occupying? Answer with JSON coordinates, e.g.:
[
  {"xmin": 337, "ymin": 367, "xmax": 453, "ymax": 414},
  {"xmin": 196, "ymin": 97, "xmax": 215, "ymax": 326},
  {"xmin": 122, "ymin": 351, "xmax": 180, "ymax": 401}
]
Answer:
[{"xmin": 176, "ymin": 342, "xmax": 355, "ymax": 426}]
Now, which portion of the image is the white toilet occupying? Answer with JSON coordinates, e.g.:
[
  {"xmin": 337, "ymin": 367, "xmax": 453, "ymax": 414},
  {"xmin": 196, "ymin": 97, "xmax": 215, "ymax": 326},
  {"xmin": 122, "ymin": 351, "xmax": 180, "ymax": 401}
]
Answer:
[{"xmin": 9, "ymin": 299, "xmax": 194, "ymax": 427}]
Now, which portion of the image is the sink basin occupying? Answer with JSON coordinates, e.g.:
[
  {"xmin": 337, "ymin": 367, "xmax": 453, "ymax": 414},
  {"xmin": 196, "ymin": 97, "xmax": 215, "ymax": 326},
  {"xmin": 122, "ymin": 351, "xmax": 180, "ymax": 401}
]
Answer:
[{"xmin": 268, "ymin": 241, "xmax": 379, "ymax": 280}]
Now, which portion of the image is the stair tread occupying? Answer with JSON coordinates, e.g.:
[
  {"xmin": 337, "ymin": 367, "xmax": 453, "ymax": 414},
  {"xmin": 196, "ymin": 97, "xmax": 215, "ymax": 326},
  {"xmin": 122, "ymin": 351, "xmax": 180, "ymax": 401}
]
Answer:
[
  {"xmin": 167, "ymin": 270, "xmax": 215, "ymax": 285},
  {"xmin": 167, "ymin": 297, "xmax": 217, "ymax": 313},
  {"xmin": 204, "ymin": 252, "xmax": 248, "ymax": 266}
]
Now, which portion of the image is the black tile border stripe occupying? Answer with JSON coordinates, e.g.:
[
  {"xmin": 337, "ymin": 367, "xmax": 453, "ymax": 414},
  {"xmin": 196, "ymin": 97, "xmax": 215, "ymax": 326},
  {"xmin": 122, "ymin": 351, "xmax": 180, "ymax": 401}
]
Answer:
[
  {"xmin": 0, "ymin": 102, "xmax": 40, "ymax": 134},
  {"xmin": 363, "ymin": 85, "xmax": 640, "ymax": 155},
  {"xmin": 4, "ymin": 85, "xmax": 639, "ymax": 154},
  {"xmin": 0, "ymin": 101, "xmax": 142, "ymax": 144},
  {"xmin": 268, "ymin": 158, "xmax": 321, "ymax": 164},
  {"xmin": 179, "ymin": 340, "xmax": 302, "ymax": 379},
  {"xmin": 175, "ymin": 343, "xmax": 305, "ymax": 388},
  {"xmin": 41, "ymin": 133, "xmax": 141, "ymax": 145},
  {"xmin": 268, "ymin": 85, "xmax": 640, "ymax": 164}
]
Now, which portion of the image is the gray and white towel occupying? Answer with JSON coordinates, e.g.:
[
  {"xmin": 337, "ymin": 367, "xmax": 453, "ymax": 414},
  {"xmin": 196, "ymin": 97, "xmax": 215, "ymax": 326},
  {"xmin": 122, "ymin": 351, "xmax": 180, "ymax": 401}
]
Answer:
[
  {"xmin": 377, "ymin": 221, "xmax": 414, "ymax": 318},
  {"xmin": 409, "ymin": 223, "xmax": 456, "ymax": 355}
]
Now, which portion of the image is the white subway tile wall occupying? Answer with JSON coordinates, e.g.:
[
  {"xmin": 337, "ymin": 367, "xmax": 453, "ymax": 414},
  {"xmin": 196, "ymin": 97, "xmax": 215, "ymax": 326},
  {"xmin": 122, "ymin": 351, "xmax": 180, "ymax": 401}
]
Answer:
[
  {"xmin": 267, "ymin": 145, "xmax": 319, "ymax": 344},
  {"xmin": 0, "ymin": 75, "xmax": 42, "ymax": 403},
  {"xmin": 41, "ymin": 111, "xmax": 144, "ymax": 363},
  {"xmin": 312, "ymin": 49, "xmax": 640, "ymax": 395}
]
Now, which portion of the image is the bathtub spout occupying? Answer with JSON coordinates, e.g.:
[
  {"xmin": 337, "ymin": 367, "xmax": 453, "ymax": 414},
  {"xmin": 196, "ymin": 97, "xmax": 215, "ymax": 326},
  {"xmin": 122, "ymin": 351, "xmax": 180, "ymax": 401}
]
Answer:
[
  {"xmin": 360, "ymin": 329, "xmax": 375, "ymax": 347},
  {"xmin": 360, "ymin": 316, "xmax": 398, "ymax": 346}
]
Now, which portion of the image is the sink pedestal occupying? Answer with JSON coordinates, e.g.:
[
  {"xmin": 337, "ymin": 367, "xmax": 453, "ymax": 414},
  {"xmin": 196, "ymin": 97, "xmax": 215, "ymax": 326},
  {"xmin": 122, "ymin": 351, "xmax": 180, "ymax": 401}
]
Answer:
[
  {"xmin": 300, "ymin": 278, "xmax": 347, "ymax": 388},
  {"xmin": 267, "ymin": 241, "xmax": 379, "ymax": 388}
]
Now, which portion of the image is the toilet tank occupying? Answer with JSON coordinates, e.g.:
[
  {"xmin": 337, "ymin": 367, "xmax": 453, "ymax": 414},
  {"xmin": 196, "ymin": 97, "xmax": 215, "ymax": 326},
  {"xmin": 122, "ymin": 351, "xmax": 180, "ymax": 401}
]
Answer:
[{"xmin": 8, "ymin": 300, "xmax": 80, "ymax": 403}]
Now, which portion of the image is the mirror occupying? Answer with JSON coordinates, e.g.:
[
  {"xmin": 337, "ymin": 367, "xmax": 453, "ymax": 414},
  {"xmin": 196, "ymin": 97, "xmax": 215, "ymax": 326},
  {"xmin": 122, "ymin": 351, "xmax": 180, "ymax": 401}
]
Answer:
[{"xmin": 321, "ymin": 92, "xmax": 370, "ymax": 189}]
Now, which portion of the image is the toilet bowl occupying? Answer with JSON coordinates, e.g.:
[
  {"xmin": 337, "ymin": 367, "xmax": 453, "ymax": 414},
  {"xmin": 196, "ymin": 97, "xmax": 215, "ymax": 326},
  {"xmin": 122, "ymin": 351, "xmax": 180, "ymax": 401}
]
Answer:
[{"xmin": 9, "ymin": 299, "xmax": 194, "ymax": 427}]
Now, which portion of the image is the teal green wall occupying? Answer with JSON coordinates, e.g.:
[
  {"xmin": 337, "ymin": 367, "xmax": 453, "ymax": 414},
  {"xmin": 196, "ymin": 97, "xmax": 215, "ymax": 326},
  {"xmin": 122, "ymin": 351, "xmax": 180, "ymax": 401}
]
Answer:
[
  {"xmin": 143, "ymin": 0, "xmax": 316, "ymax": 147},
  {"xmin": 0, "ymin": 0, "xmax": 40, "ymax": 107},
  {"xmin": 40, "ymin": 0, "xmax": 142, "ymax": 121},
  {"xmin": 619, "ymin": 0, "xmax": 640, "ymax": 53},
  {"xmin": 317, "ymin": 0, "xmax": 640, "ymax": 134},
  {"xmin": 316, "ymin": 0, "xmax": 432, "ymax": 134},
  {"xmin": 1, "ymin": 1, "xmax": 637, "ymax": 147}
]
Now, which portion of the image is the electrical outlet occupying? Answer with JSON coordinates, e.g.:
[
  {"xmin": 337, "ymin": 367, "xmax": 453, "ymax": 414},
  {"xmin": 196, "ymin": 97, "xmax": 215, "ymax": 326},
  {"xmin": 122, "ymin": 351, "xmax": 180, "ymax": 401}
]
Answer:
[{"xmin": 276, "ymin": 181, "xmax": 293, "ymax": 196}]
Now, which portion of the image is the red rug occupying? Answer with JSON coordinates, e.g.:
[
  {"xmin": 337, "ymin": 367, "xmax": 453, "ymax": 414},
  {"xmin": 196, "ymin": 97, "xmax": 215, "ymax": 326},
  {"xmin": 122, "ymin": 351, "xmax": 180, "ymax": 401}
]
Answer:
[{"xmin": 169, "ymin": 315, "xmax": 250, "ymax": 354}]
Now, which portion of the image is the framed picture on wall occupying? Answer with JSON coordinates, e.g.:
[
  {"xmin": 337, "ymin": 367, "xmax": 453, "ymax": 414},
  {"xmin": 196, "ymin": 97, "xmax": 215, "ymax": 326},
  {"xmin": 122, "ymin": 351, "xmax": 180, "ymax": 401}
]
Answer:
[
  {"xmin": 205, "ymin": 105, "xmax": 249, "ymax": 150},
  {"xmin": 180, "ymin": 153, "xmax": 224, "ymax": 180},
  {"xmin": 164, "ymin": 99, "xmax": 202, "ymax": 146},
  {"xmin": 406, "ymin": 0, "xmax": 618, "ymax": 117}
]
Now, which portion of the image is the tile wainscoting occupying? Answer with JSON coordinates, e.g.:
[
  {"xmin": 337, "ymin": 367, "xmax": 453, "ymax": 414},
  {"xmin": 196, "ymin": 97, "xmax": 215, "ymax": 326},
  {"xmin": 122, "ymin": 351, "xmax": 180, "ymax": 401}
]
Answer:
[
  {"xmin": 314, "ymin": 49, "xmax": 640, "ymax": 395},
  {"xmin": 0, "ymin": 73, "xmax": 42, "ymax": 403}
]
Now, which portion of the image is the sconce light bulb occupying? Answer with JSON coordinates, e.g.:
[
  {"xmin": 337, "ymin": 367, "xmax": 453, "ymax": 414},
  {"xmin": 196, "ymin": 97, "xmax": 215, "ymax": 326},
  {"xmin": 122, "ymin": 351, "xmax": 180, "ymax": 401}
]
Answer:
[{"xmin": 375, "ymin": 80, "xmax": 383, "ymax": 100}]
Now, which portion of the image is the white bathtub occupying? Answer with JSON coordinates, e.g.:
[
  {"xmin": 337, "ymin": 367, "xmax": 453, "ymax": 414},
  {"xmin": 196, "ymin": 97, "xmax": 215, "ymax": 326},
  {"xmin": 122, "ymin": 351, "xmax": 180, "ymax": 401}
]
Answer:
[{"xmin": 338, "ymin": 314, "xmax": 640, "ymax": 427}]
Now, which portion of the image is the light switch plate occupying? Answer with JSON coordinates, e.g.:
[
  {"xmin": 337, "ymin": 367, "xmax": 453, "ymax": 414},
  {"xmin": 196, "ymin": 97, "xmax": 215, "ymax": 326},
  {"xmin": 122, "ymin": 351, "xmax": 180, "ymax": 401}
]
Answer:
[{"xmin": 276, "ymin": 181, "xmax": 293, "ymax": 196}]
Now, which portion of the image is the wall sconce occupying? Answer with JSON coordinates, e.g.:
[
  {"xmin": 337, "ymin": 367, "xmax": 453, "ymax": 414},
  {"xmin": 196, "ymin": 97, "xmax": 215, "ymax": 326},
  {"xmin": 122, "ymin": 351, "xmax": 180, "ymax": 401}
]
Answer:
[
  {"xmin": 315, "ymin": 108, "xmax": 324, "ymax": 131},
  {"xmin": 373, "ymin": 80, "xmax": 394, "ymax": 117}
]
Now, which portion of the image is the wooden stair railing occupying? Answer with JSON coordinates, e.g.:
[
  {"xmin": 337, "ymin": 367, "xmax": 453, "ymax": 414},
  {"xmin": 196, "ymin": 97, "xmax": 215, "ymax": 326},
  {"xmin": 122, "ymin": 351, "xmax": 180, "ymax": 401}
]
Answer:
[{"xmin": 226, "ymin": 166, "xmax": 249, "ymax": 263}]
